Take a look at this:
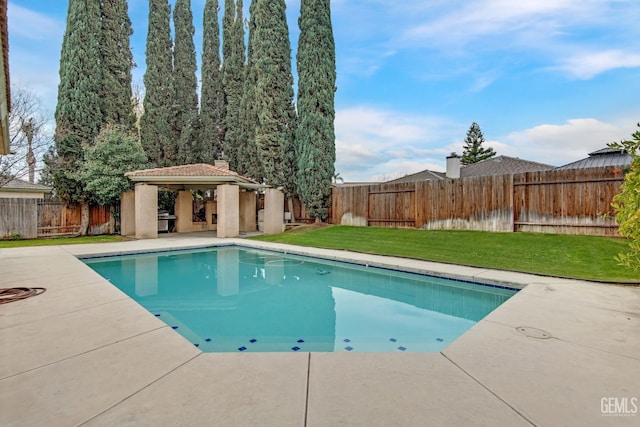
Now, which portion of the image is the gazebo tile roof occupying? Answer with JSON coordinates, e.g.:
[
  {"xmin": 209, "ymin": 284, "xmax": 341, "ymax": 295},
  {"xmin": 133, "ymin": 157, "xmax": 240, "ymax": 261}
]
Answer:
[{"xmin": 126, "ymin": 163, "xmax": 240, "ymax": 178}]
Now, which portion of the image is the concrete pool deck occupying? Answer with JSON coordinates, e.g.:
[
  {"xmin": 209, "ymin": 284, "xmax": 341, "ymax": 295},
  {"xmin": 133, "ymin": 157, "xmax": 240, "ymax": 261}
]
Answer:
[{"xmin": 0, "ymin": 235, "xmax": 638, "ymax": 426}]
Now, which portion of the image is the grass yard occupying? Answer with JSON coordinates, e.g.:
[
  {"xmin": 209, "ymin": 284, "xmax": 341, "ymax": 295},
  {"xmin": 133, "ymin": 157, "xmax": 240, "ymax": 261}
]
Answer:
[
  {"xmin": 0, "ymin": 235, "xmax": 128, "ymax": 248},
  {"xmin": 250, "ymin": 225, "xmax": 640, "ymax": 283}
]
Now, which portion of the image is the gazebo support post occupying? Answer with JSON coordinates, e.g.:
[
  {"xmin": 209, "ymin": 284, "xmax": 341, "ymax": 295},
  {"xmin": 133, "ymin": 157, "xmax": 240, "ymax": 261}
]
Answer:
[
  {"xmin": 175, "ymin": 190, "xmax": 193, "ymax": 233},
  {"xmin": 239, "ymin": 191, "xmax": 257, "ymax": 232},
  {"xmin": 134, "ymin": 183, "xmax": 158, "ymax": 239},
  {"xmin": 264, "ymin": 188, "xmax": 285, "ymax": 235},
  {"xmin": 217, "ymin": 184, "xmax": 240, "ymax": 238},
  {"xmin": 120, "ymin": 190, "xmax": 136, "ymax": 237}
]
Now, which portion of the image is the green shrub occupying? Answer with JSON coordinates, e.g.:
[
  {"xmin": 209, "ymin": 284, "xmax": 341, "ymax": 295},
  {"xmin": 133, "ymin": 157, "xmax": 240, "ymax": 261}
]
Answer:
[{"xmin": 610, "ymin": 125, "xmax": 640, "ymax": 271}]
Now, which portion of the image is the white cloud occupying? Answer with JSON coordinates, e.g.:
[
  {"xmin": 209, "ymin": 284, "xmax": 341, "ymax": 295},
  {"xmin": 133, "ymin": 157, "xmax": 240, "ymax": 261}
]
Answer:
[
  {"xmin": 335, "ymin": 108, "xmax": 638, "ymax": 182},
  {"xmin": 335, "ymin": 106, "xmax": 460, "ymax": 181},
  {"xmin": 499, "ymin": 118, "xmax": 634, "ymax": 166},
  {"xmin": 8, "ymin": 3, "xmax": 64, "ymax": 41},
  {"xmin": 396, "ymin": 0, "xmax": 640, "ymax": 81},
  {"xmin": 554, "ymin": 50, "xmax": 640, "ymax": 79},
  {"xmin": 403, "ymin": 0, "xmax": 587, "ymax": 47},
  {"xmin": 8, "ymin": 4, "xmax": 65, "ymax": 113}
]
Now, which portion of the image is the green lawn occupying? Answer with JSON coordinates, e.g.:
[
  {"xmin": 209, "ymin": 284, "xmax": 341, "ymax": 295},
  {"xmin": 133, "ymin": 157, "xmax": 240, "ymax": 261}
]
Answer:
[
  {"xmin": 0, "ymin": 235, "xmax": 127, "ymax": 248},
  {"xmin": 250, "ymin": 225, "xmax": 640, "ymax": 283}
]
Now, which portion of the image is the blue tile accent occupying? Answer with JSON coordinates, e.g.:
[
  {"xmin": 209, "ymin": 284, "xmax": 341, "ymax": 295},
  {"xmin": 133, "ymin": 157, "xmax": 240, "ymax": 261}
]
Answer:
[
  {"xmin": 250, "ymin": 338, "xmax": 257, "ymax": 343},
  {"xmin": 205, "ymin": 338, "xmax": 212, "ymax": 342},
  {"xmin": 154, "ymin": 314, "xmax": 161, "ymax": 317},
  {"xmin": 398, "ymin": 346, "xmax": 407, "ymax": 351},
  {"xmin": 345, "ymin": 346, "xmax": 354, "ymax": 351},
  {"xmin": 389, "ymin": 338, "xmax": 397, "ymax": 342},
  {"xmin": 194, "ymin": 343, "xmax": 199, "ymax": 347},
  {"xmin": 238, "ymin": 346, "xmax": 247, "ymax": 351},
  {"xmin": 171, "ymin": 326, "xmax": 178, "ymax": 330},
  {"xmin": 292, "ymin": 346, "xmax": 301, "ymax": 351},
  {"xmin": 436, "ymin": 338, "xmax": 444, "ymax": 342},
  {"xmin": 344, "ymin": 338, "xmax": 351, "ymax": 343},
  {"xmin": 297, "ymin": 339, "xmax": 304, "ymax": 343}
]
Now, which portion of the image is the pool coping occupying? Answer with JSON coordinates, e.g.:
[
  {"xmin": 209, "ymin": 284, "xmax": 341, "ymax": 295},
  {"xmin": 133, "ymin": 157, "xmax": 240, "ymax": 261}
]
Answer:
[{"xmin": 1, "ymin": 236, "xmax": 639, "ymax": 426}]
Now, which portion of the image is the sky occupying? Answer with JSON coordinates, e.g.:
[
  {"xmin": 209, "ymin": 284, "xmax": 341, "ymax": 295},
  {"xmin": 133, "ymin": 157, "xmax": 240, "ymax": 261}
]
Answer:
[{"xmin": 7, "ymin": 0, "xmax": 640, "ymax": 182}]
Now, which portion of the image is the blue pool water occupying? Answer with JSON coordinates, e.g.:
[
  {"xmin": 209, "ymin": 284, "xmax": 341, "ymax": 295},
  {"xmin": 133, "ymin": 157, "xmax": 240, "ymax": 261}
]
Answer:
[{"xmin": 83, "ymin": 246, "xmax": 517, "ymax": 353}]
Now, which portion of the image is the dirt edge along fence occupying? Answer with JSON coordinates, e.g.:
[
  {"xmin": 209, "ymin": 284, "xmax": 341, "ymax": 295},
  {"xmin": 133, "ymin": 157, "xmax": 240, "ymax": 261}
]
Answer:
[{"xmin": 331, "ymin": 167, "xmax": 624, "ymax": 237}]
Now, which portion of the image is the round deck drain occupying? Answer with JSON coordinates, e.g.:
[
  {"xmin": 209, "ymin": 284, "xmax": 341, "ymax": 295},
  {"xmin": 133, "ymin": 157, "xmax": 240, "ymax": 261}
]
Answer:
[{"xmin": 516, "ymin": 326, "xmax": 551, "ymax": 339}]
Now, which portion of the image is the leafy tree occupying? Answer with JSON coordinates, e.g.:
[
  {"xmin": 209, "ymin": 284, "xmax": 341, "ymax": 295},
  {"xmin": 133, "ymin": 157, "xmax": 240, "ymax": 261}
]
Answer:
[
  {"xmin": 100, "ymin": 0, "xmax": 136, "ymax": 130},
  {"xmin": 140, "ymin": 0, "xmax": 175, "ymax": 167},
  {"xmin": 82, "ymin": 125, "xmax": 148, "ymax": 206},
  {"xmin": 54, "ymin": 0, "xmax": 103, "ymax": 234},
  {"xmin": 250, "ymin": 0, "xmax": 296, "ymax": 189},
  {"xmin": 2, "ymin": 88, "xmax": 52, "ymax": 187},
  {"xmin": 173, "ymin": 0, "xmax": 201, "ymax": 164},
  {"xmin": 296, "ymin": 0, "xmax": 336, "ymax": 221},
  {"xmin": 222, "ymin": 0, "xmax": 247, "ymax": 172},
  {"xmin": 200, "ymin": 0, "xmax": 223, "ymax": 161},
  {"xmin": 461, "ymin": 122, "xmax": 495, "ymax": 165},
  {"xmin": 238, "ymin": 0, "xmax": 262, "ymax": 181},
  {"xmin": 609, "ymin": 126, "xmax": 640, "ymax": 271}
]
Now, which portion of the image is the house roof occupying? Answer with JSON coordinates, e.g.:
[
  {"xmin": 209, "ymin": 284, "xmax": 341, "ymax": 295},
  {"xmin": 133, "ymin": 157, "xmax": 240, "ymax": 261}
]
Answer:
[
  {"xmin": 461, "ymin": 155, "xmax": 554, "ymax": 178},
  {"xmin": 332, "ymin": 182, "xmax": 380, "ymax": 187},
  {"xmin": 557, "ymin": 147, "xmax": 632, "ymax": 170},
  {"xmin": 384, "ymin": 155, "xmax": 554, "ymax": 184},
  {"xmin": 125, "ymin": 163, "xmax": 264, "ymax": 190},
  {"xmin": 385, "ymin": 169, "xmax": 446, "ymax": 184},
  {"xmin": 1, "ymin": 178, "xmax": 52, "ymax": 193}
]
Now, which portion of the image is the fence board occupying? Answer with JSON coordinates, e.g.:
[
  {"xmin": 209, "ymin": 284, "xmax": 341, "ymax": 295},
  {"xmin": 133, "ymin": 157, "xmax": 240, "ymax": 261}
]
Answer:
[
  {"xmin": 0, "ymin": 198, "xmax": 38, "ymax": 239},
  {"xmin": 37, "ymin": 201, "xmax": 114, "ymax": 237},
  {"xmin": 513, "ymin": 167, "xmax": 622, "ymax": 236},
  {"xmin": 331, "ymin": 166, "xmax": 623, "ymax": 236}
]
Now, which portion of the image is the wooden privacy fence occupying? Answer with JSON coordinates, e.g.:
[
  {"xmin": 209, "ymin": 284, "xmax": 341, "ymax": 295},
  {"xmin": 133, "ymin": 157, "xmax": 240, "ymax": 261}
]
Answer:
[
  {"xmin": 513, "ymin": 168, "xmax": 622, "ymax": 235},
  {"xmin": 331, "ymin": 166, "xmax": 624, "ymax": 237},
  {"xmin": 37, "ymin": 201, "xmax": 114, "ymax": 237},
  {"xmin": 0, "ymin": 199, "xmax": 39, "ymax": 239},
  {"xmin": 0, "ymin": 199, "xmax": 115, "ymax": 239}
]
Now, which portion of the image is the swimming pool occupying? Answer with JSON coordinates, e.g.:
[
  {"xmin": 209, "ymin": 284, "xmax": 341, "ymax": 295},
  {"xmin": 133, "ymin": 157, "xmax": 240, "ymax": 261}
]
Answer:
[{"xmin": 83, "ymin": 246, "xmax": 517, "ymax": 352}]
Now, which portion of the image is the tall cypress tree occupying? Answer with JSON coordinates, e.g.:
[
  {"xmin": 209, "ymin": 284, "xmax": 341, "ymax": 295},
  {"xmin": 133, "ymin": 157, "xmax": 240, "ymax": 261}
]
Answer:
[
  {"xmin": 54, "ymin": 0, "xmax": 103, "ymax": 210},
  {"xmin": 221, "ymin": 0, "xmax": 234, "ymax": 150},
  {"xmin": 238, "ymin": 0, "xmax": 262, "ymax": 181},
  {"xmin": 223, "ymin": 0, "xmax": 250, "ymax": 173},
  {"xmin": 461, "ymin": 122, "xmax": 495, "ymax": 165},
  {"xmin": 140, "ymin": 0, "xmax": 174, "ymax": 167},
  {"xmin": 173, "ymin": 0, "xmax": 201, "ymax": 164},
  {"xmin": 250, "ymin": 0, "xmax": 296, "ymax": 188},
  {"xmin": 100, "ymin": 0, "xmax": 135, "ymax": 130},
  {"xmin": 200, "ymin": 0, "xmax": 223, "ymax": 162},
  {"xmin": 296, "ymin": 0, "xmax": 336, "ymax": 221}
]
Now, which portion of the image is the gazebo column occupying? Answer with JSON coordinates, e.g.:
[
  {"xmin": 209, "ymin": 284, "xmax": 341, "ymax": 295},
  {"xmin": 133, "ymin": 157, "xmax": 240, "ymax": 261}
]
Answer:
[
  {"xmin": 120, "ymin": 190, "xmax": 135, "ymax": 237},
  {"xmin": 239, "ymin": 191, "xmax": 257, "ymax": 232},
  {"xmin": 264, "ymin": 188, "xmax": 285, "ymax": 235},
  {"xmin": 217, "ymin": 184, "xmax": 239, "ymax": 238},
  {"xmin": 175, "ymin": 190, "xmax": 193, "ymax": 233},
  {"xmin": 134, "ymin": 183, "xmax": 158, "ymax": 239}
]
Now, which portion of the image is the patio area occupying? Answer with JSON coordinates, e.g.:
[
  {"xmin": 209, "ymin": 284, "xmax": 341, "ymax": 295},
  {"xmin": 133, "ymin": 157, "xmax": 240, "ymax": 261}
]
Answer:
[{"xmin": 1, "ymin": 236, "xmax": 639, "ymax": 426}]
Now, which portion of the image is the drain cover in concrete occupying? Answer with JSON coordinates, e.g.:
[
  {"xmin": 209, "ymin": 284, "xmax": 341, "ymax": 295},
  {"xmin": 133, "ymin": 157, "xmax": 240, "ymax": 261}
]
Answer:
[{"xmin": 516, "ymin": 326, "xmax": 551, "ymax": 339}]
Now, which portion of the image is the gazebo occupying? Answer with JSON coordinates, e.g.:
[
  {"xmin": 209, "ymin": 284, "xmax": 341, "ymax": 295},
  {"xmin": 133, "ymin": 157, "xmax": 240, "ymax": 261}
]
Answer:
[{"xmin": 120, "ymin": 162, "xmax": 285, "ymax": 239}]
